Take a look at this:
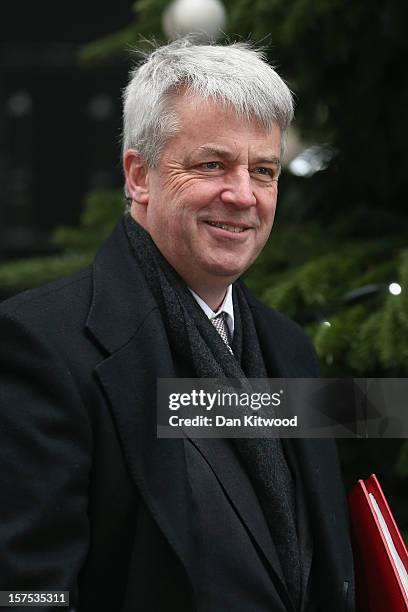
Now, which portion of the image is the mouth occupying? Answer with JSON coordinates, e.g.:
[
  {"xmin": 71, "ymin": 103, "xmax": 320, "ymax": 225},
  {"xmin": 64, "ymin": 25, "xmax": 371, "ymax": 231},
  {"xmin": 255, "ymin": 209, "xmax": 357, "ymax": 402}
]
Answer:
[{"xmin": 204, "ymin": 220, "xmax": 251, "ymax": 234}]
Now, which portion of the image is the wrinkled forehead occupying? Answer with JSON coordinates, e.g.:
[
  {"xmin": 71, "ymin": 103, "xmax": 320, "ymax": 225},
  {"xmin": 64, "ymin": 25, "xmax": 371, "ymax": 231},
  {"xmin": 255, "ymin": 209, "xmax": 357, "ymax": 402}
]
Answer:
[
  {"xmin": 162, "ymin": 90, "xmax": 282, "ymax": 159},
  {"xmin": 168, "ymin": 88, "xmax": 274, "ymax": 132}
]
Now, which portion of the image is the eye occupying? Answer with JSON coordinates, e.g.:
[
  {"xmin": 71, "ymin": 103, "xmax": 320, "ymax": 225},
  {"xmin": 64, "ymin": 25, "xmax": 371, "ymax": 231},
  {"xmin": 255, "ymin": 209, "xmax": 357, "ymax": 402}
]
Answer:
[
  {"xmin": 200, "ymin": 161, "xmax": 223, "ymax": 171},
  {"xmin": 251, "ymin": 166, "xmax": 280, "ymax": 182}
]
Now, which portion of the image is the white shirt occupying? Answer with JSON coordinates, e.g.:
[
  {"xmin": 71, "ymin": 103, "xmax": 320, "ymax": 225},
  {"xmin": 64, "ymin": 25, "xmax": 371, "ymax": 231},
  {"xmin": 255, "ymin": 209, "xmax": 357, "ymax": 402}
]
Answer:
[{"xmin": 189, "ymin": 285, "xmax": 234, "ymax": 339}]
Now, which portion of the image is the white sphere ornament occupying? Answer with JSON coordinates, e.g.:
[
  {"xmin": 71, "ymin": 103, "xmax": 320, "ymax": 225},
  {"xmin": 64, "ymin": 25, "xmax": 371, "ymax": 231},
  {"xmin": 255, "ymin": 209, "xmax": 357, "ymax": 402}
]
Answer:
[{"xmin": 162, "ymin": 0, "xmax": 227, "ymax": 41}]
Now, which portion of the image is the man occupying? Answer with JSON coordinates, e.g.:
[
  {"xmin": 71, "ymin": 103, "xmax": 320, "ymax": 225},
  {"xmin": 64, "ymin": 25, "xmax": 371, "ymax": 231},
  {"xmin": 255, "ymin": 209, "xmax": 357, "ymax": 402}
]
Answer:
[{"xmin": 0, "ymin": 40, "xmax": 354, "ymax": 611}]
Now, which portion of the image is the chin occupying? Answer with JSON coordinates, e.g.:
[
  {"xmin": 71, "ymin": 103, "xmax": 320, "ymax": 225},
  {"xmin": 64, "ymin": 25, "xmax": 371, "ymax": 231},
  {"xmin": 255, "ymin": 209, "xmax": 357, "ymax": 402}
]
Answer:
[{"xmin": 204, "ymin": 261, "xmax": 248, "ymax": 280}]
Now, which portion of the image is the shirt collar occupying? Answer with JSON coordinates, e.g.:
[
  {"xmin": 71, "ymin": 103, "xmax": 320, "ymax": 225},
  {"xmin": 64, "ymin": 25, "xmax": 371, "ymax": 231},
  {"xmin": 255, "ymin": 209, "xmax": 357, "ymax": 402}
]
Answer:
[{"xmin": 189, "ymin": 285, "xmax": 234, "ymax": 337}]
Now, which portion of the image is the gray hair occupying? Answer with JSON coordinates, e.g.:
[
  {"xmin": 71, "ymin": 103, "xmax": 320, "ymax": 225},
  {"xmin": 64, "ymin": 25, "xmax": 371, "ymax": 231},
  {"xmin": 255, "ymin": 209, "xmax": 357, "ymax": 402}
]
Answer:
[{"xmin": 122, "ymin": 38, "xmax": 294, "ymax": 169}]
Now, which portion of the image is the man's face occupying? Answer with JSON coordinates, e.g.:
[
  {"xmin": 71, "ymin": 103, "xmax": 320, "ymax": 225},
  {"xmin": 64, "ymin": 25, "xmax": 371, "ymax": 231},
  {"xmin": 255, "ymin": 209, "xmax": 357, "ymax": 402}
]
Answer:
[{"xmin": 130, "ymin": 95, "xmax": 281, "ymax": 293}]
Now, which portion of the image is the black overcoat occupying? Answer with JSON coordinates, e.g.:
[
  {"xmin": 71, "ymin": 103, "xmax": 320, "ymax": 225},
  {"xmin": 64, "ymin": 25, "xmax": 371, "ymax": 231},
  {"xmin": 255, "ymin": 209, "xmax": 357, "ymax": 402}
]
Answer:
[{"xmin": 0, "ymin": 219, "xmax": 355, "ymax": 611}]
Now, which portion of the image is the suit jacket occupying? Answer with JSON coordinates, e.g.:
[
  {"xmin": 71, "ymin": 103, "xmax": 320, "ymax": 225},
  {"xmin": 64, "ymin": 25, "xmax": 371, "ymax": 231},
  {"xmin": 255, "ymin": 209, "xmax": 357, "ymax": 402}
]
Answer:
[{"xmin": 0, "ymin": 219, "xmax": 355, "ymax": 612}]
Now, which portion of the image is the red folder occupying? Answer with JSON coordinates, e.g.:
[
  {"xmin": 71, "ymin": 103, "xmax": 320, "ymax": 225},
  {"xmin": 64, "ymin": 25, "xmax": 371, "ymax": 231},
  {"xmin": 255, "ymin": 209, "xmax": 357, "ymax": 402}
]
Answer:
[{"xmin": 348, "ymin": 474, "xmax": 408, "ymax": 612}]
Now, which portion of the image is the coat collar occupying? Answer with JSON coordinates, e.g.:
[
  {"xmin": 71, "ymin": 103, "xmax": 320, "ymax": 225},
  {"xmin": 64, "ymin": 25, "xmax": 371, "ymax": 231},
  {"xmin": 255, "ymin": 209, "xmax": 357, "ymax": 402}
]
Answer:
[{"xmin": 86, "ymin": 218, "xmax": 158, "ymax": 355}]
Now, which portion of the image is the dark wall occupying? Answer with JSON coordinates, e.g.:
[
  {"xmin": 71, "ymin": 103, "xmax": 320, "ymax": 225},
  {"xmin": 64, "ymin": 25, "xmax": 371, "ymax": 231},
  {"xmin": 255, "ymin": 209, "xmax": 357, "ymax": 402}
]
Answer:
[{"xmin": 0, "ymin": 0, "xmax": 134, "ymax": 259}]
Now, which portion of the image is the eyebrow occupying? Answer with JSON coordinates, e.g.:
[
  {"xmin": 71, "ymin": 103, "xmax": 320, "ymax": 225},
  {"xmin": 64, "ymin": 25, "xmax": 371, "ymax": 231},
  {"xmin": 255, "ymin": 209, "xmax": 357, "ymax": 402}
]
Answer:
[
  {"xmin": 252, "ymin": 156, "xmax": 281, "ymax": 166},
  {"xmin": 189, "ymin": 145, "xmax": 281, "ymax": 165},
  {"xmin": 190, "ymin": 145, "xmax": 238, "ymax": 163}
]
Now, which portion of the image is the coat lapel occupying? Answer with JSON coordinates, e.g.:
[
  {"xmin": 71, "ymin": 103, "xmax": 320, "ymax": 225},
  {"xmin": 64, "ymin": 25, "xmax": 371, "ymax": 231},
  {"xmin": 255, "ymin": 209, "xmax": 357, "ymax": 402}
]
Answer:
[
  {"xmin": 188, "ymin": 436, "xmax": 294, "ymax": 611},
  {"xmin": 94, "ymin": 312, "xmax": 195, "ymax": 585},
  {"xmin": 86, "ymin": 221, "xmax": 195, "ymax": 585},
  {"xmin": 249, "ymin": 293, "xmax": 354, "ymax": 611}
]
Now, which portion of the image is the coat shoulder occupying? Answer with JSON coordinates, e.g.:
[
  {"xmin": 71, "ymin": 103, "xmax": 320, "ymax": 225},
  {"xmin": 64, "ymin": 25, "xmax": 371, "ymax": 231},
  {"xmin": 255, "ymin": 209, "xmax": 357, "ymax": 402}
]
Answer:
[
  {"xmin": 241, "ymin": 285, "xmax": 320, "ymax": 377},
  {"xmin": 248, "ymin": 290, "xmax": 304, "ymax": 330},
  {"xmin": 0, "ymin": 267, "xmax": 93, "ymax": 329},
  {"xmin": 0, "ymin": 266, "xmax": 98, "ymax": 376},
  {"xmin": 0, "ymin": 266, "xmax": 92, "ymax": 316}
]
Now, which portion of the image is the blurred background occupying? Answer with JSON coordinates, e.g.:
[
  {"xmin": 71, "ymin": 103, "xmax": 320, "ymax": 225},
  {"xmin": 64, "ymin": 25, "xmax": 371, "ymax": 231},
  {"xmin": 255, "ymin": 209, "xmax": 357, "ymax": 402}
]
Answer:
[{"xmin": 1, "ymin": 0, "xmax": 407, "ymax": 530}]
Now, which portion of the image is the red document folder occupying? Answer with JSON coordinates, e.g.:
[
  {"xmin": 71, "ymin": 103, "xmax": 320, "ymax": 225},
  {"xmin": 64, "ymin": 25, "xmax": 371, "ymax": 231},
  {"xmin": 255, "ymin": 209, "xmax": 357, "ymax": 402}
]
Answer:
[{"xmin": 348, "ymin": 474, "xmax": 408, "ymax": 611}]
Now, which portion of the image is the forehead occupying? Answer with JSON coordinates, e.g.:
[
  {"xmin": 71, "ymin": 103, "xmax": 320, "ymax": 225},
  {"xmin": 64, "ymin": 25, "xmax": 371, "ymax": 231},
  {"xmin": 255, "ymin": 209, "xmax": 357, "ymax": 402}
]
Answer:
[{"xmin": 163, "ymin": 93, "xmax": 281, "ymax": 159}]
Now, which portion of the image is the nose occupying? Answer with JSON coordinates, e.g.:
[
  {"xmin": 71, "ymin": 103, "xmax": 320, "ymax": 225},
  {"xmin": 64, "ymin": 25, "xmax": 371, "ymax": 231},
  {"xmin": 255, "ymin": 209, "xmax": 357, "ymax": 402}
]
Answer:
[{"xmin": 220, "ymin": 169, "xmax": 257, "ymax": 208}]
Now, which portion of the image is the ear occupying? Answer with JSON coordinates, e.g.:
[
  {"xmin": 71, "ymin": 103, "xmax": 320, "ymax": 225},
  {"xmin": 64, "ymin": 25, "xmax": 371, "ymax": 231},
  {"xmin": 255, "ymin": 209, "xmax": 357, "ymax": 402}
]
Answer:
[{"xmin": 123, "ymin": 150, "xmax": 149, "ymax": 206}]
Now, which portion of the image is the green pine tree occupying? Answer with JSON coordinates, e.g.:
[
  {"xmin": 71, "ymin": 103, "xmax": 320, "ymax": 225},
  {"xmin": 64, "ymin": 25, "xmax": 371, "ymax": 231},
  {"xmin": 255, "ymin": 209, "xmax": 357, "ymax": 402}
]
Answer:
[{"xmin": 1, "ymin": 0, "xmax": 407, "ymax": 520}]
